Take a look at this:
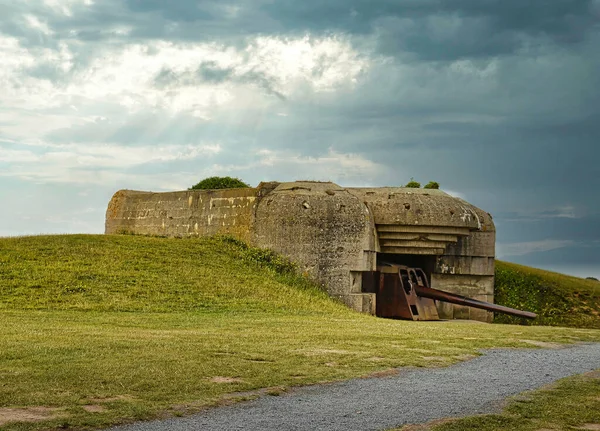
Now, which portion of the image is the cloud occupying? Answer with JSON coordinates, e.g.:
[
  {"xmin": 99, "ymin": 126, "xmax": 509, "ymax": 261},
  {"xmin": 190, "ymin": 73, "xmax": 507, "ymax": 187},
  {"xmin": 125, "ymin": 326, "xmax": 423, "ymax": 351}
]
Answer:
[
  {"xmin": 0, "ymin": 140, "xmax": 221, "ymax": 184},
  {"xmin": 262, "ymin": 0, "xmax": 598, "ymax": 59},
  {"xmin": 24, "ymin": 14, "xmax": 54, "ymax": 36},
  {"xmin": 499, "ymin": 206, "xmax": 582, "ymax": 222},
  {"xmin": 192, "ymin": 147, "xmax": 388, "ymax": 187},
  {"xmin": 0, "ymin": 33, "xmax": 368, "ymax": 145},
  {"xmin": 496, "ymin": 239, "xmax": 576, "ymax": 258}
]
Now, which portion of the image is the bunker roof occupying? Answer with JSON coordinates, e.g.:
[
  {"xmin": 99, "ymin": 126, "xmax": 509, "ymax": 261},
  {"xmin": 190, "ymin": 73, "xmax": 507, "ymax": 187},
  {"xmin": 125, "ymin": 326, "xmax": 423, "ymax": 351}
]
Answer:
[{"xmin": 347, "ymin": 187, "xmax": 494, "ymax": 232}]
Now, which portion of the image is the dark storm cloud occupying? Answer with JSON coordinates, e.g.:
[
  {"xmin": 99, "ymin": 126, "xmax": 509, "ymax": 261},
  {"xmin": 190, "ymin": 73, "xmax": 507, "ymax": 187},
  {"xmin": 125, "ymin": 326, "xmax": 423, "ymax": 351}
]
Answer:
[
  {"xmin": 117, "ymin": 0, "xmax": 600, "ymax": 59},
  {"xmin": 124, "ymin": 0, "xmax": 214, "ymax": 21},
  {"xmin": 502, "ymin": 242, "xmax": 600, "ymax": 266},
  {"xmin": 495, "ymin": 215, "xmax": 600, "ymax": 245},
  {"xmin": 0, "ymin": 0, "xmax": 265, "ymax": 47},
  {"xmin": 153, "ymin": 61, "xmax": 287, "ymax": 99},
  {"xmin": 5, "ymin": 0, "xmax": 597, "ymax": 59},
  {"xmin": 261, "ymin": 0, "xmax": 594, "ymax": 34},
  {"xmin": 262, "ymin": 0, "xmax": 598, "ymax": 58},
  {"xmin": 196, "ymin": 62, "xmax": 234, "ymax": 83}
]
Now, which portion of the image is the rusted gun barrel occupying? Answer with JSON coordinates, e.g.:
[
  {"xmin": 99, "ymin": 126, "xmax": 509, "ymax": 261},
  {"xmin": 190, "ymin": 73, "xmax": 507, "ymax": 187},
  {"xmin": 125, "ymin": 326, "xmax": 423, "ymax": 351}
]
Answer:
[{"xmin": 414, "ymin": 285, "xmax": 537, "ymax": 319}]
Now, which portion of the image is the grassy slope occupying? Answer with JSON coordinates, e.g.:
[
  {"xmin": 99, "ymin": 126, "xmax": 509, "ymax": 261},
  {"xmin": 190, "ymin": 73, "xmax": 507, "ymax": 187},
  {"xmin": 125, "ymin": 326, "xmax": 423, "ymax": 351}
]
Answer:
[
  {"xmin": 0, "ymin": 235, "xmax": 599, "ymax": 431},
  {"xmin": 495, "ymin": 261, "xmax": 600, "ymax": 328},
  {"xmin": 0, "ymin": 234, "xmax": 339, "ymax": 314}
]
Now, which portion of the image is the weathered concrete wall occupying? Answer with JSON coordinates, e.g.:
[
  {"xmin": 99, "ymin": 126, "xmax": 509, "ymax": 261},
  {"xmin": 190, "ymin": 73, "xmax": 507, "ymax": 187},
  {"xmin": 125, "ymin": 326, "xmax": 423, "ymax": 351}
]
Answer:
[
  {"xmin": 105, "ymin": 188, "xmax": 258, "ymax": 242},
  {"xmin": 253, "ymin": 182, "xmax": 378, "ymax": 313},
  {"xmin": 433, "ymin": 205, "xmax": 495, "ymax": 321},
  {"xmin": 348, "ymin": 188, "xmax": 496, "ymax": 322},
  {"xmin": 347, "ymin": 188, "xmax": 485, "ymax": 230},
  {"xmin": 105, "ymin": 181, "xmax": 497, "ymax": 322}
]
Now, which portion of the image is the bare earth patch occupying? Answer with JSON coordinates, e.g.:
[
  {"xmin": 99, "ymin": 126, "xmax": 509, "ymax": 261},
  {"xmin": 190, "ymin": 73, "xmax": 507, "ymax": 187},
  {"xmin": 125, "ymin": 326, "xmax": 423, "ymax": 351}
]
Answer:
[
  {"xmin": 82, "ymin": 405, "xmax": 106, "ymax": 413},
  {"xmin": 399, "ymin": 418, "xmax": 455, "ymax": 430},
  {"xmin": 89, "ymin": 395, "xmax": 134, "ymax": 403},
  {"xmin": 301, "ymin": 349, "xmax": 352, "ymax": 356},
  {"xmin": 578, "ymin": 425, "xmax": 600, "ymax": 430},
  {"xmin": 518, "ymin": 340, "xmax": 564, "ymax": 349},
  {"xmin": 584, "ymin": 370, "xmax": 600, "ymax": 379},
  {"xmin": 453, "ymin": 354, "xmax": 478, "ymax": 361},
  {"xmin": 421, "ymin": 356, "xmax": 450, "ymax": 362},
  {"xmin": 363, "ymin": 368, "xmax": 400, "ymax": 379},
  {"xmin": 209, "ymin": 376, "xmax": 245, "ymax": 384},
  {"xmin": 0, "ymin": 407, "xmax": 63, "ymax": 426}
]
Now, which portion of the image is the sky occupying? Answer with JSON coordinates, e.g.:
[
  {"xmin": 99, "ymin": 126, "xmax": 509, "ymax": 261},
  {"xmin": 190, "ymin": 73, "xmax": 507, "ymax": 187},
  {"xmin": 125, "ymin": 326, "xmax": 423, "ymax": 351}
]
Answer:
[{"xmin": 0, "ymin": 0, "xmax": 599, "ymax": 279}]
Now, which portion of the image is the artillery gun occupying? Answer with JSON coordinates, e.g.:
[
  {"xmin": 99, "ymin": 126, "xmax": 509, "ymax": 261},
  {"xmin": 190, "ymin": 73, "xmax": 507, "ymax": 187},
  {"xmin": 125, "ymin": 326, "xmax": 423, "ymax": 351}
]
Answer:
[{"xmin": 362, "ymin": 263, "xmax": 537, "ymax": 321}]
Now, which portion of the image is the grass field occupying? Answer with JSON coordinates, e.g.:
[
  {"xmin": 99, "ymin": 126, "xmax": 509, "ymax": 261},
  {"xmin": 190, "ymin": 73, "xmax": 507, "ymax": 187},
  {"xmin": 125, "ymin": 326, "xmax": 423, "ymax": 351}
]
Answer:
[
  {"xmin": 1, "ymin": 234, "xmax": 599, "ymax": 430},
  {"xmin": 396, "ymin": 370, "xmax": 600, "ymax": 431}
]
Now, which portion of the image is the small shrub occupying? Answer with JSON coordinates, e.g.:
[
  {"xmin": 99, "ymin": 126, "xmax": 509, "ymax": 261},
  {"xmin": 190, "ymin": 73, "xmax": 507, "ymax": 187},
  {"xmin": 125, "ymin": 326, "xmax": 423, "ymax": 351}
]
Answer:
[
  {"xmin": 219, "ymin": 235, "xmax": 249, "ymax": 249},
  {"xmin": 218, "ymin": 236, "xmax": 297, "ymax": 275},
  {"xmin": 405, "ymin": 178, "xmax": 421, "ymax": 188},
  {"xmin": 189, "ymin": 176, "xmax": 250, "ymax": 190},
  {"xmin": 241, "ymin": 247, "xmax": 298, "ymax": 275},
  {"xmin": 424, "ymin": 181, "xmax": 440, "ymax": 189}
]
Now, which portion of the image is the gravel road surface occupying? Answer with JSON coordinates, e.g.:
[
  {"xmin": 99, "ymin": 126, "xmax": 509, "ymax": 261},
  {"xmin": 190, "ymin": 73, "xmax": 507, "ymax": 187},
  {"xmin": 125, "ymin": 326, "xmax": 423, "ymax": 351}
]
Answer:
[{"xmin": 108, "ymin": 343, "xmax": 600, "ymax": 431}]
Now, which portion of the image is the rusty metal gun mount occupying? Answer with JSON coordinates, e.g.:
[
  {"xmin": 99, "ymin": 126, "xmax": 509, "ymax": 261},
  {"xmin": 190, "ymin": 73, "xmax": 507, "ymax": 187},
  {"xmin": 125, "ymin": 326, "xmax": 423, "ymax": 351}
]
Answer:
[{"xmin": 361, "ymin": 263, "xmax": 537, "ymax": 321}]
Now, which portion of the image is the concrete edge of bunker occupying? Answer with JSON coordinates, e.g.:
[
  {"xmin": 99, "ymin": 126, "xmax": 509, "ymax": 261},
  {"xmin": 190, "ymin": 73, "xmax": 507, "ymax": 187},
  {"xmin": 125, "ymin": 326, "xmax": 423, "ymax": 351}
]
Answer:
[{"xmin": 104, "ymin": 181, "xmax": 496, "ymax": 322}]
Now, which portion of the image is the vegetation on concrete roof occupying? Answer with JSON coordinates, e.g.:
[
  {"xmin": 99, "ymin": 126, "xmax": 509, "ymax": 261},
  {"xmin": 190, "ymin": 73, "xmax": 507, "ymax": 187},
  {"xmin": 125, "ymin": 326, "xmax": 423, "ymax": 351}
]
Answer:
[
  {"xmin": 405, "ymin": 178, "xmax": 421, "ymax": 188},
  {"xmin": 404, "ymin": 179, "xmax": 441, "ymax": 189},
  {"xmin": 189, "ymin": 176, "xmax": 250, "ymax": 190}
]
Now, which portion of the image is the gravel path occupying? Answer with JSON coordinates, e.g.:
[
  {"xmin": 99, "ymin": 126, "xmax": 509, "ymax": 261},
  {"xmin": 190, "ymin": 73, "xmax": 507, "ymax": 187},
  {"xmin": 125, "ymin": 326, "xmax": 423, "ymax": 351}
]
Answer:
[{"xmin": 108, "ymin": 343, "xmax": 600, "ymax": 431}]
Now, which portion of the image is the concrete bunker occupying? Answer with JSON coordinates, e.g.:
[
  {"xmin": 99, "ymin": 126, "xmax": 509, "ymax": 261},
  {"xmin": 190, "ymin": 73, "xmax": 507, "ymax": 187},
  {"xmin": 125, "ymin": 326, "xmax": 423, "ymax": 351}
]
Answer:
[{"xmin": 105, "ymin": 181, "xmax": 498, "ymax": 322}]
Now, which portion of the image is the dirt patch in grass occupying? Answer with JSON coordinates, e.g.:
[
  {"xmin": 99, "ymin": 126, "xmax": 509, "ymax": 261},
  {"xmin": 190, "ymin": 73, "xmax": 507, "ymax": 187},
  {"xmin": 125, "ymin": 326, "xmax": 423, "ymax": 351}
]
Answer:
[
  {"xmin": 422, "ymin": 356, "xmax": 451, "ymax": 361},
  {"xmin": 82, "ymin": 405, "xmax": 106, "ymax": 413},
  {"xmin": 363, "ymin": 368, "xmax": 400, "ymax": 379},
  {"xmin": 518, "ymin": 339, "xmax": 564, "ymax": 349},
  {"xmin": 88, "ymin": 395, "xmax": 135, "ymax": 403},
  {"xmin": 301, "ymin": 348, "xmax": 352, "ymax": 356},
  {"xmin": 0, "ymin": 407, "xmax": 63, "ymax": 426},
  {"xmin": 453, "ymin": 354, "xmax": 478, "ymax": 361},
  {"xmin": 209, "ymin": 376, "xmax": 245, "ymax": 384},
  {"xmin": 398, "ymin": 418, "xmax": 454, "ymax": 430},
  {"xmin": 579, "ymin": 425, "xmax": 600, "ymax": 430}
]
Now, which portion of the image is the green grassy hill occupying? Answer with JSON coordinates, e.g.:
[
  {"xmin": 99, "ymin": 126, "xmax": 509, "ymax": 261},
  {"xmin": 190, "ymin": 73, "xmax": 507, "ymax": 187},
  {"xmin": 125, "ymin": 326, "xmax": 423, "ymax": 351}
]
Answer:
[
  {"xmin": 1, "ymin": 234, "xmax": 598, "ymax": 326},
  {"xmin": 494, "ymin": 261, "xmax": 600, "ymax": 329},
  {"xmin": 0, "ymin": 234, "xmax": 598, "ymax": 431},
  {"xmin": 0, "ymin": 234, "xmax": 341, "ymax": 314}
]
